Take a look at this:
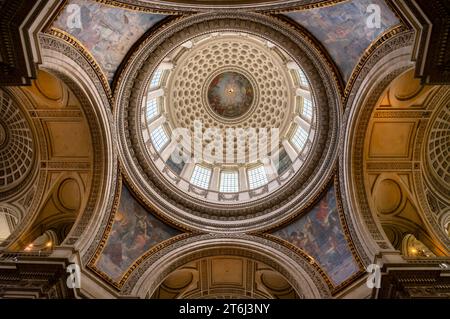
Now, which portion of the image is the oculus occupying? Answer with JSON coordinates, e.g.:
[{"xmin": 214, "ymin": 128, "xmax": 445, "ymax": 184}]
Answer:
[{"xmin": 207, "ymin": 71, "xmax": 254, "ymax": 119}]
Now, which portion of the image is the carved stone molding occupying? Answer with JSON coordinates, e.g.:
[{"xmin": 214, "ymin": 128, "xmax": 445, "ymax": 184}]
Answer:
[
  {"xmin": 375, "ymin": 260, "xmax": 450, "ymax": 299},
  {"xmin": 123, "ymin": 233, "xmax": 332, "ymax": 298},
  {"xmin": 99, "ymin": 0, "xmax": 347, "ymax": 13}
]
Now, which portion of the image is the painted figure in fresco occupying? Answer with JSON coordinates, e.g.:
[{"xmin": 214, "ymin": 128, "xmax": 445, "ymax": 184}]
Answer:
[
  {"xmin": 272, "ymin": 187, "xmax": 360, "ymax": 285},
  {"xmin": 207, "ymin": 72, "xmax": 254, "ymax": 118},
  {"xmin": 103, "ymin": 210, "xmax": 130, "ymax": 267}
]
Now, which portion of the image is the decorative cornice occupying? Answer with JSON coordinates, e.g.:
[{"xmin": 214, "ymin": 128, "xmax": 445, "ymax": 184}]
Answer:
[{"xmin": 102, "ymin": 0, "xmax": 347, "ymax": 13}]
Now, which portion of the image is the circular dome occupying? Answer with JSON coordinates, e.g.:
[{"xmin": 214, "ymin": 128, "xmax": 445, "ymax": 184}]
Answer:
[
  {"xmin": 207, "ymin": 71, "xmax": 254, "ymax": 119},
  {"xmin": 0, "ymin": 90, "xmax": 35, "ymax": 193},
  {"xmin": 142, "ymin": 32, "xmax": 308, "ymax": 204},
  {"xmin": 116, "ymin": 14, "xmax": 340, "ymax": 231},
  {"xmin": 0, "ymin": 122, "xmax": 6, "ymax": 147},
  {"xmin": 425, "ymin": 103, "xmax": 450, "ymax": 193}
]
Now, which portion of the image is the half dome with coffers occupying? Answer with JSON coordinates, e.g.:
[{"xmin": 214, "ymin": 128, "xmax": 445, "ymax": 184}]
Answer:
[
  {"xmin": 0, "ymin": 89, "xmax": 35, "ymax": 194},
  {"xmin": 115, "ymin": 14, "xmax": 341, "ymax": 232}
]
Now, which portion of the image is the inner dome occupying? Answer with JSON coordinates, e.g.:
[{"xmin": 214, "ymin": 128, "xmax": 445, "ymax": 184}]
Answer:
[
  {"xmin": 140, "ymin": 31, "xmax": 317, "ymax": 205},
  {"xmin": 207, "ymin": 71, "xmax": 254, "ymax": 119}
]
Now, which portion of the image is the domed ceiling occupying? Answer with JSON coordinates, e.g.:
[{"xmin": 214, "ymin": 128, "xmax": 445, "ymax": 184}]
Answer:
[
  {"xmin": 138, "ymin": 31, "xmax": 318, "ymax": 209},
  {"xmin": 0, "ymin": 90, "xmax": 35, "ymax": 193},
  {"xmin": 114, "ymin": 14, "xmax": 341, "ymax": 232},
  {"xmin": 6, "ymin": 0, "xmax": 448, "ymax": 300}
]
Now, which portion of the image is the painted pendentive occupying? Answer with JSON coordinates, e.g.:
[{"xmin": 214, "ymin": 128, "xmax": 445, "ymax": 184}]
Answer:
[
  {"xmin": 284, "ymin": 0, "xmax": 399, "ymax": 82},
  {"xmin": 95, "ymin": 184, "xmax": 181, "ymax": 282},
  {"xmin": 272, "ymin": 186, "xmax": 360, "ymax": 286},
  {"xmin": 53, "ymin": 0, "xmax": 166, "ymax": 83}
]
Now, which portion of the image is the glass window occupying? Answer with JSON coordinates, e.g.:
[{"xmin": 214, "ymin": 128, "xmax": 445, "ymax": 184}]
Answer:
[
  {"xmin": 219, "ymin": 171, "xmax": 239, "ymax": 193},
  {"xmin": 149, "ymin": 69, "xmax": 163, "ymax": 88},
  {"xmin": 150, "ymin": 125, "xmax": 169, "ymax": 152},
  {"xmin": 166, "ymin": 148, "xmax": 186, "ymax": 175},
  {"xmin": 297, "ymin": 69, "xmax": 309, "ymax": 87},
  {"xmin": 302, "ymin": 98, "xmax": 313, "ymax": 120},
  {"xmin": 291, "ymin": 126, "xmax": 308, "ymax": 151},
  {"xmin": 146, "ymin": 98, "xmax": 158, "ymax": 121},
  {"xmin": 190, "ymin": 165, "xmax": 212, "ymax": 189},
  {"xmin": 276, "ymin": 148, "xmax": 292, "ymax": 175},
  {"xmin": 247, "ymin": 165, "xmax": 268, "ymax": 190}
]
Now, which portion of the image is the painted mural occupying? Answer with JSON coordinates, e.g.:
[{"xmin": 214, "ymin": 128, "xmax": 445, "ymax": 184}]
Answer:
[
  {"xmin": 272, "ymin": 186, "xmax": 359, "ymax": 286},
  {"xmin": 207, "ymin": 72, "xmax": 254, "ymax": 118},
  {"xmin": 285, "ymin": 0, "xmax": 399, "ymax": 82},
  {"xmin": 95, "ymin": 184, "xmax": 181, "ymax": 282},
  {"xmin": 53, "ymin": 0, "xmax": 166, "ymax": 83}
]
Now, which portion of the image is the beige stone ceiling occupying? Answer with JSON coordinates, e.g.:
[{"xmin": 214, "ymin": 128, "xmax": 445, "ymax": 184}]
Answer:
[
  {"xmin": 150, "ymin": 256, "xmax": 300, "ymax": 299},
  {"xmin": 363, "ymin": 69, "xmax": 450, "ymax": 256},
  {"xmin": 1, "ymin": 70, "xmax": 95, "ymax": 250}
]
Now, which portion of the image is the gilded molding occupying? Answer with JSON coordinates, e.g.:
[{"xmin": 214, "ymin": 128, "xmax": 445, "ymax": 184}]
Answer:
[{"xmin": 102, "ymin": 0, "xmax": 347, "ymax": 13}]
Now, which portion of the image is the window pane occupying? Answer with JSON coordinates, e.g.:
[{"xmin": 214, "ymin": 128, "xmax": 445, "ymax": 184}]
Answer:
[
  {"xmin": 297, "ymin": 69, "xmax": 309, "ymax": 87},
  {"xmin": 149, "ymin": 69, "xmax": 163, "ymax": 88},
  {"xmin": 146, "ymin": 98, "xmax": 158, "ymax": 121},
  {"xmin": 291, "ymin": 126, "xmax": 308, "ymax": 151},
  {"xmin": 219, "ymin": 171, "xmax": 239, "ymax": 193},
  {"xmin": 166, "ymin": 148, "xmax": 186, "ymax": 175},
  {"xmin": 247, "ymin": 165, "xmax": 268, "ymax": 190},
  {"xmin": 276, "ymin": 148, "xmax": 292, "ymax": 175},
  {"xmin": 190, "ymin": 165, "xmax": 212, "ymax": 189},
  {"xmin": 150, "ymin": 125, "xmax": 169, "ymax": 152},
  {"xmin": 303, "ymin": 98, "xmax": 313, "ymax": 120}
]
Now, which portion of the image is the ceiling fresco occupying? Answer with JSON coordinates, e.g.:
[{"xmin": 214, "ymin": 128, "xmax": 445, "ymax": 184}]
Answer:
[
  {"xmin": 207, "ymin": 71, "xmax": 255, "ymax": 119},
  {"xmin": 284, "ymin": 0, "xmax": 400, "ymax": 82},
  {"xmin": 52, "ymin": 0, "xmax": 166, "ymax": 83},
  {"xmin": 93, "ymin": 184, "xmax": 181, "ymax": 283},
  {"xmin": 272, "ymin": 185, "xmax": 361, "ymax": 286}
]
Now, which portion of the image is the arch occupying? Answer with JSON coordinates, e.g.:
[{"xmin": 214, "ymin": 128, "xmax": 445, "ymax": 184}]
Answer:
[
  {"xmin": 340, "ymin": 30, "xmax": 416, "ymax": 260},
  {"xmin": 38, "ymin": 33, "xmax": 118, "ymax": 262},
  {"xmin": 127, "ymin": 234, "xmax": 331, "ymax": 298}
]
